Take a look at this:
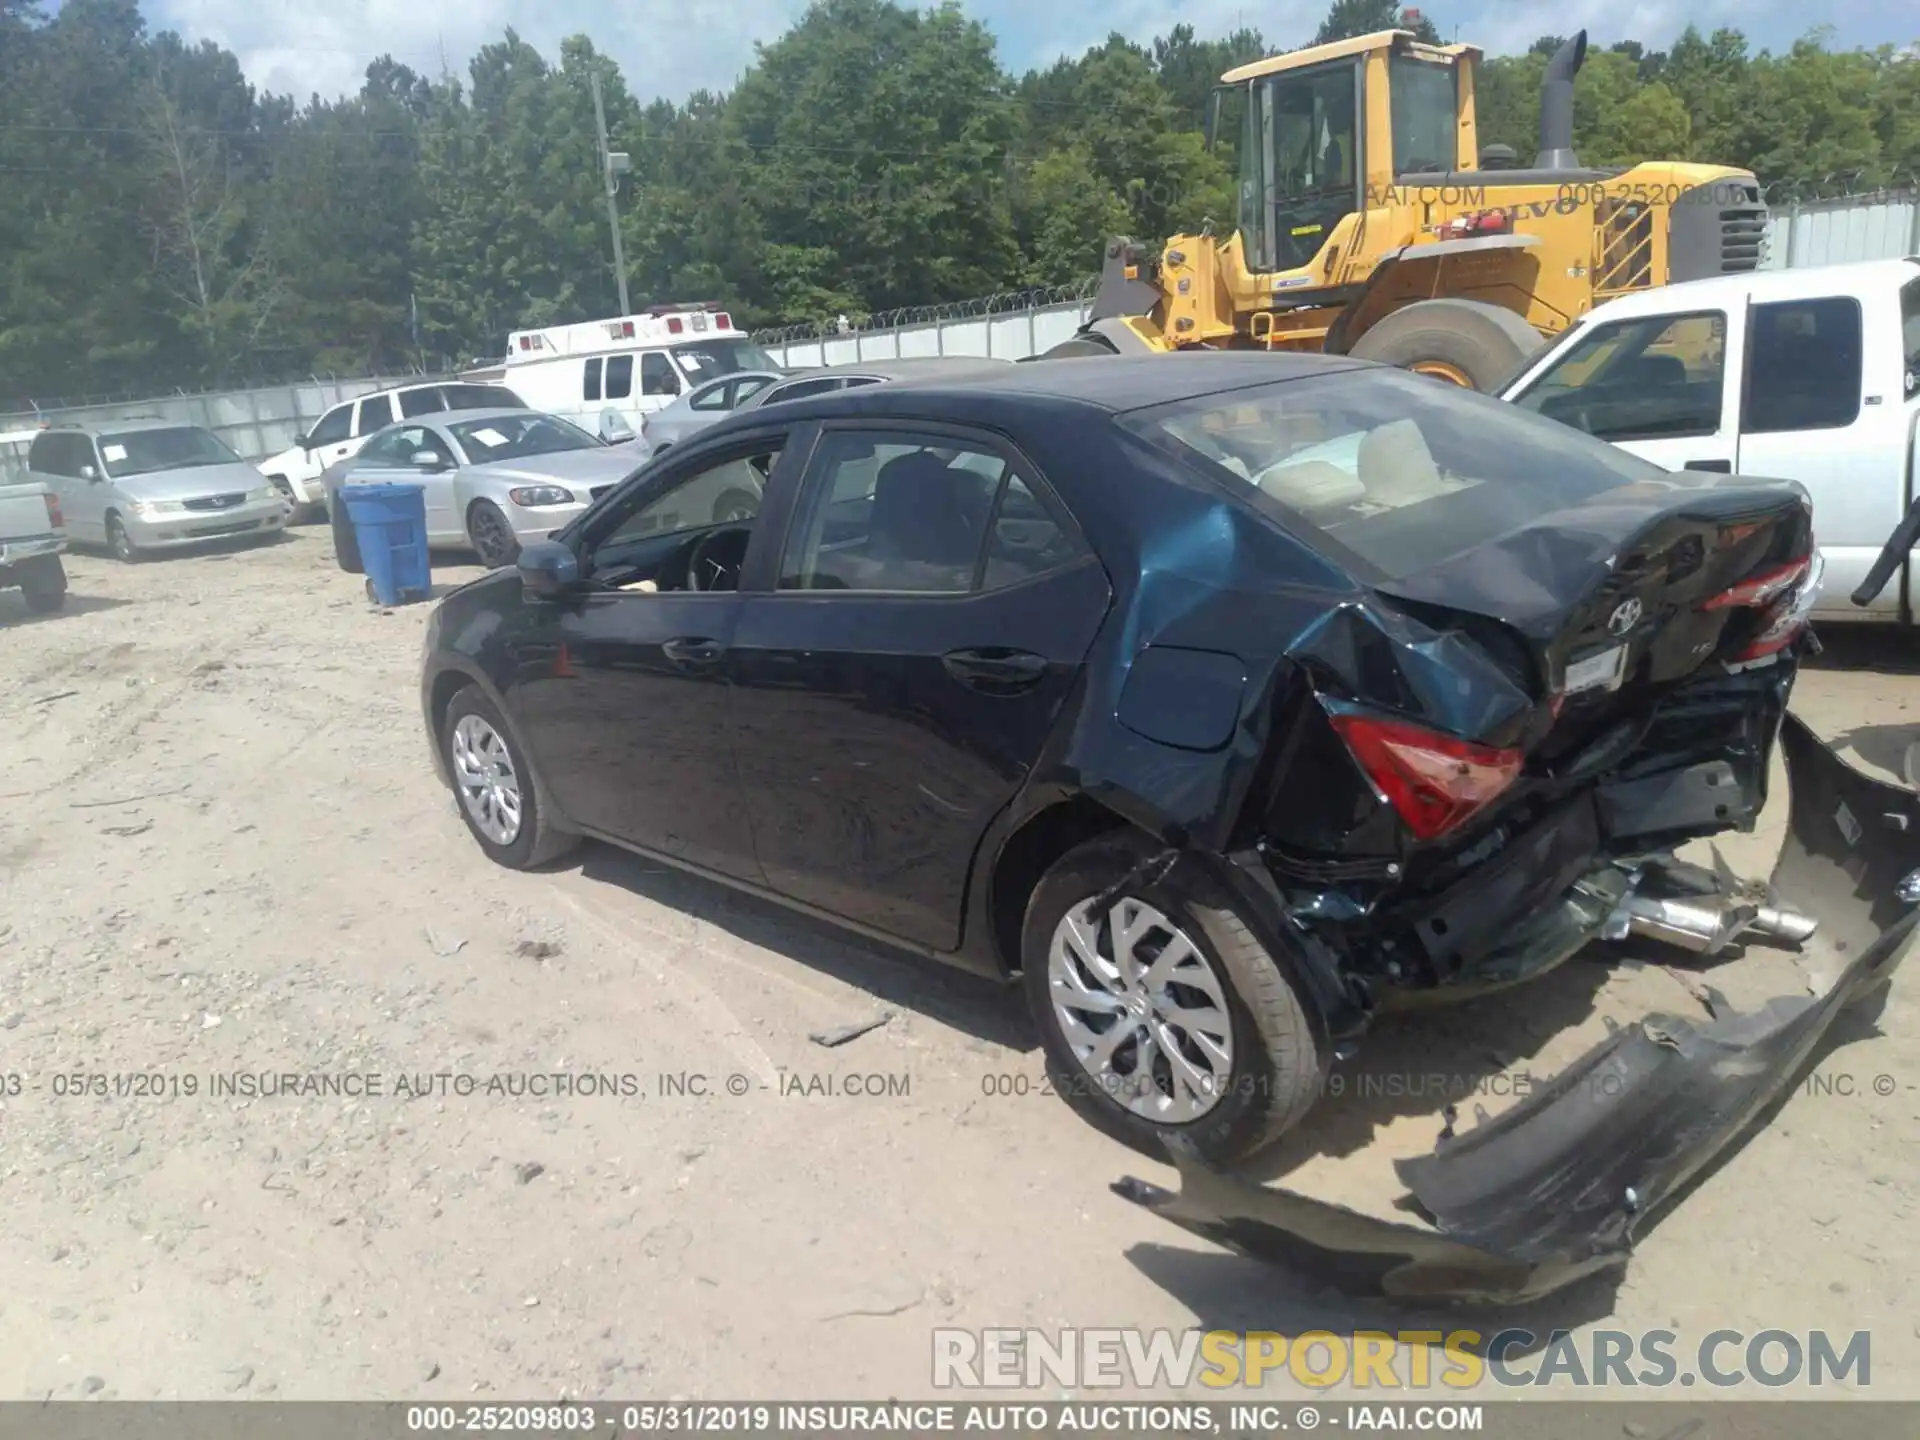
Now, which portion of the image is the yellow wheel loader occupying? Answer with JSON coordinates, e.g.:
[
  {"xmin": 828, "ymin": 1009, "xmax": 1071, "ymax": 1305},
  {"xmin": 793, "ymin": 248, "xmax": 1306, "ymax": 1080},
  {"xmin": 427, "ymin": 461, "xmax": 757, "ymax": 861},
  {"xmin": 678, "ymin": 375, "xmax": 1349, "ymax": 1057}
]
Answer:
[{"xmin": 1048, "ymin": 28, "xmax": 1768, "ymax": 391}]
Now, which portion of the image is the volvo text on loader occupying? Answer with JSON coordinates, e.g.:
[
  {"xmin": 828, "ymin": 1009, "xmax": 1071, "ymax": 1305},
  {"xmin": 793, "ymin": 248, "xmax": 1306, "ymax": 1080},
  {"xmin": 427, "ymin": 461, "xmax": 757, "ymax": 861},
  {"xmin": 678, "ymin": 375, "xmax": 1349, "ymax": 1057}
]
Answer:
[{"xmin": 1048, "ymin": 28, "xmax": 1769, "ymax": 391}]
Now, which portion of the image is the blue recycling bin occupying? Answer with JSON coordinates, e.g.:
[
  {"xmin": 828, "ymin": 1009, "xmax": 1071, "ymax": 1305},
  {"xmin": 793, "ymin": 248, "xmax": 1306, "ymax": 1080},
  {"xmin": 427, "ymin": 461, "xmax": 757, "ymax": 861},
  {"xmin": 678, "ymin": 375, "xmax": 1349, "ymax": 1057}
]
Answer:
[{"xmin": 341, "ymin": 482, "xmax": 431, "ymax": 606}]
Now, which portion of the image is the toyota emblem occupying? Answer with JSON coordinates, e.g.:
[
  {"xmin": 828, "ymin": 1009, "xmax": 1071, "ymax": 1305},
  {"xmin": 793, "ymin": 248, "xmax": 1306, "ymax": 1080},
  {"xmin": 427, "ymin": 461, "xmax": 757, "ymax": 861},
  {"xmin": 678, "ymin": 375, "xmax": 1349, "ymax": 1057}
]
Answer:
[{"xmin": 1607, "ymin": 597, "xmax": 1643, "ymax": 636}]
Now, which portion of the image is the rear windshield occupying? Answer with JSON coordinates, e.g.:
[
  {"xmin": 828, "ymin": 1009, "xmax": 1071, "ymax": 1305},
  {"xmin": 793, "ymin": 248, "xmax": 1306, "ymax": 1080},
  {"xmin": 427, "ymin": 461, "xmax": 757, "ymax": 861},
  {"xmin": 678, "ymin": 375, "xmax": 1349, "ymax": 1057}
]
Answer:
[
  {"xmin": 1121, "ymin": 367, "xmax": 1672, "ymax": 581},
  {"xmin": 672, "ymin": 337, "xmax": 778, "ymax": 381},
  {"xmin": 448, "ymin": 413, "xmax": 600, "ymax": 463},
  {"xmin": 96, "ymin": 426, "xmax": 240, "ymax": 479}
]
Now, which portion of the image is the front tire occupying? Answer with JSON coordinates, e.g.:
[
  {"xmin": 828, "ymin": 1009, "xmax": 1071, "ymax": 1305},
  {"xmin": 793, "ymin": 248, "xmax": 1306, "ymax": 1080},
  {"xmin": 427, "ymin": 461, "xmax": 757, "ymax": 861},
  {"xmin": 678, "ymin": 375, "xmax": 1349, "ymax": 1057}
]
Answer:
[
  {"xmin": 18, "ymin": 554, "xmax": 68, "ymax": 613},
  {"xmin": 440, "ymin": 687, "xmax": 579, "ymax": 870},
  {"xmin": 467, "ymin": 500, "xmax": 522, "ymax": 570},
  {"xmin": 106, "ymin": 514, "xmax": 141, "ymax": 564},
  {"xmin": 1021, "ymin": 832, "xmax": 1325, "ymax": 1164}
]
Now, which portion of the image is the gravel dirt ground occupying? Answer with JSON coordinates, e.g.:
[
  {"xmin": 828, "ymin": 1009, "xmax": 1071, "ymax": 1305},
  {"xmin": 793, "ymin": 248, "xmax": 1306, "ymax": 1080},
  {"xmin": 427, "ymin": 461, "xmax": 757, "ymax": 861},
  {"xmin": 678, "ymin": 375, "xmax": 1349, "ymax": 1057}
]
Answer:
[{"xmin": 2, "ymin": 529, "xmax": 1916, "ymax": 1404}]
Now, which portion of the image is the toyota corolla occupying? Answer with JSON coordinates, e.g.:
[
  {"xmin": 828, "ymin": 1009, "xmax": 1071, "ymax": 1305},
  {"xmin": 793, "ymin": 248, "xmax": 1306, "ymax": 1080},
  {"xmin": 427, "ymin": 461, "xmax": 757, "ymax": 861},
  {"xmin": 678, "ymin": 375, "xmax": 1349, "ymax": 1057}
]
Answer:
[{"xmin": 417, "ymin": 352, "xmax": 1916, "ymax": 1302}]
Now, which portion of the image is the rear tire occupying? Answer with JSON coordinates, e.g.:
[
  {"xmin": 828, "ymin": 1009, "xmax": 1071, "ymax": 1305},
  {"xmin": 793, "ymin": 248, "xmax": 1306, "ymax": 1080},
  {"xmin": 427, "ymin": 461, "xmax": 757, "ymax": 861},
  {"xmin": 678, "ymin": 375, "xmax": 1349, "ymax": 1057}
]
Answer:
[
  {"xmin": 440, "ymin": 686, "xmax": 579, "ymax": 870},
  {"xmin": 1021, "ymin": 831, "xmax": 1325, "ymax": 1164},
  {"xmin": 1347, "ymin": 298, "xmax": 1546, "ymax": 392},
  {"xmin": 18, "ymin": 554, "xmax": 67, "ymax": 613},
  {"xmin": 331, "ymin": 497, "xmax": 364, "ymax": 574}
]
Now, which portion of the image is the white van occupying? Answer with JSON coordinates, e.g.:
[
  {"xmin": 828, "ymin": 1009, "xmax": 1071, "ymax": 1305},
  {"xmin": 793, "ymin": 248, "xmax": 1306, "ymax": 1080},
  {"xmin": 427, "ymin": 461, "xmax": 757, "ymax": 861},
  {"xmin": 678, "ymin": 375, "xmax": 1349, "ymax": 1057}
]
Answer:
[
  {"xmin": 499, "ymin": 305, "xmax": 782, "ymax": 440},
  {"xmin": 1501, "ymin": 256, "xmax": 1920, "ymax": 622}
]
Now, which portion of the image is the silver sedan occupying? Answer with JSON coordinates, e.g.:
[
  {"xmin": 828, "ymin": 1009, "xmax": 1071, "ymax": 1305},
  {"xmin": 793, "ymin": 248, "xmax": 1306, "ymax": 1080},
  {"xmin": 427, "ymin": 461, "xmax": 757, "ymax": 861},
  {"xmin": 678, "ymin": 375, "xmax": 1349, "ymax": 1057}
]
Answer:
[{"xmin": 328, "ymin": 409, "xmax": 645, "ymax": 571}]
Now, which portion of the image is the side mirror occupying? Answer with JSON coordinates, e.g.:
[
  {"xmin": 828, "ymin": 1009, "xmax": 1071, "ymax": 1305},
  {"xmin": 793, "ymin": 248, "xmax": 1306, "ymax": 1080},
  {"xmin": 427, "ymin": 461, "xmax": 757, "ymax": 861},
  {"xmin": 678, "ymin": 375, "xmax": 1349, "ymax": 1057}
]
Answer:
[
  {"xmin": 412, "ymin": 450, "xmax": 449, "ymax": 472},
  {"xmin": 293, "ymin": 432, "xmax": 310, "ymax": 450},
  {"xmin": 518, "ymin": 540, "xmax": 582, "ymax": 598},
  {"xmin": 80, "ymin": 464, "xmax": 98, "ymax": 481}
]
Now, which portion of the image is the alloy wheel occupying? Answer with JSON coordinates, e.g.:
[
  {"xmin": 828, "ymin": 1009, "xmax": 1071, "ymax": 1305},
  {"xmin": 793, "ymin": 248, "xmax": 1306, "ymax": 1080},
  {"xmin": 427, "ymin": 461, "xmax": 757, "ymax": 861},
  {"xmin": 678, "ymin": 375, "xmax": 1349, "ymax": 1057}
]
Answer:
[
  {"xmin": 1046, "ymin": 896, "xmax": 1235, "ymax": 1123},
  {"xmin": 450, "ymin": 713, "xmax": 523, "ymax": 846},
  {"xmin": 470, "ymin": 504, "xmax": 519, "ymax": 568}
]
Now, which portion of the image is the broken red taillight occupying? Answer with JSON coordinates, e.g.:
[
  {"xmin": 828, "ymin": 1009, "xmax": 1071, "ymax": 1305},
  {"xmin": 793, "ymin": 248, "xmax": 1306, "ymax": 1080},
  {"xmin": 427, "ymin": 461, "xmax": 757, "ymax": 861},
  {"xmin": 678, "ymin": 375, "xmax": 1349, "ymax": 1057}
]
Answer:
[
  {"xmin": 1729, "ymin": 550, "xmax": 1825, "ymax": 666},
  {"xmin": 1702, "ymin": 557, "xmax": 1810, "ymax": 612},
  {"xmin": 44, "ymin": 492, "xmax": 63, "ymax": 530},
  {"xmin": 1329, "ymin": 712, "xmax": 1525, "ymax": 843}
]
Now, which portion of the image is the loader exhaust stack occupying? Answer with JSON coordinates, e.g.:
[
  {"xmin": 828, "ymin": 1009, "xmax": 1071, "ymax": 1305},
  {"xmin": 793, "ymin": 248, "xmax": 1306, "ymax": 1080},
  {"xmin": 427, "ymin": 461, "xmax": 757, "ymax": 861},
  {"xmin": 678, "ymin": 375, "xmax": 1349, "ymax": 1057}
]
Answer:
[{"xmin": 1535, "ymin": 31, "xmax": 1588, "ymax": 170}]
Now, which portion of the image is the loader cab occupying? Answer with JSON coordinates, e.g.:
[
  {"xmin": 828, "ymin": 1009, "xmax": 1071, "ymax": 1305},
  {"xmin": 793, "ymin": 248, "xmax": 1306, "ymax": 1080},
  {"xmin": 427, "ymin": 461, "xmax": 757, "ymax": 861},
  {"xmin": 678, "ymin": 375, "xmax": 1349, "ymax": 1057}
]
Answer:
[{"xmin": 1211, "ymin": 30, "xmax": 1469, "ymax": 278}]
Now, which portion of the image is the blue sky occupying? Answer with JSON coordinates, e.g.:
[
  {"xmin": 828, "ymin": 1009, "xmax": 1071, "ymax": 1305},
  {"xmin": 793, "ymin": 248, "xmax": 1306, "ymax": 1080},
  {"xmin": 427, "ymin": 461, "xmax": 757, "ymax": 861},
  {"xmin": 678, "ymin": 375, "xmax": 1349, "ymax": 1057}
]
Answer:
[{"xmin": 130, "ymin": 0, "xmax": 1916, "ymax": 108}]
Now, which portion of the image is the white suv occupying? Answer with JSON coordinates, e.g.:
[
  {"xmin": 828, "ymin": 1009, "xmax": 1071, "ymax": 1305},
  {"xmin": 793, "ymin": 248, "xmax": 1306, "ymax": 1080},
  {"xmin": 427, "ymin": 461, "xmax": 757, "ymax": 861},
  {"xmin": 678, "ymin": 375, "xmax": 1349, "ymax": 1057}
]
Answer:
[{"xmin": 258, "ymin": 380, "xmax": 524, "ymax": 517}]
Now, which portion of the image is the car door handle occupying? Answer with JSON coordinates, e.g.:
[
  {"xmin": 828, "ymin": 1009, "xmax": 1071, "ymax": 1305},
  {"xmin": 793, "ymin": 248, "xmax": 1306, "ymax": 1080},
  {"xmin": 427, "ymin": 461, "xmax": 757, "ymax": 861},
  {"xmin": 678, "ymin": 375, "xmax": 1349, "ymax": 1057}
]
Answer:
[
  {"xmin": 1684, "ymin": 459, "xmax": 1732, "ymax": 473},
  {"xmin": 662, "ymin": 637, "xmax": 726, "ymax": 668},
  {"xmin": 943, "ymin": 648, "xmax": 1049, "ymax": 692}
]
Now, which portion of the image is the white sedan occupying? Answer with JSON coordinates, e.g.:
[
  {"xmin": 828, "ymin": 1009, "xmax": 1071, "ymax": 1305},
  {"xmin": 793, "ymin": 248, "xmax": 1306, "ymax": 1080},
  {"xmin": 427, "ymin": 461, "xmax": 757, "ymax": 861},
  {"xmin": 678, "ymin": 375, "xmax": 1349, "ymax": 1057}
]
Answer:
[{"xmin": 327, "ymin": 409, "xmax": 648, "ymax": 571}]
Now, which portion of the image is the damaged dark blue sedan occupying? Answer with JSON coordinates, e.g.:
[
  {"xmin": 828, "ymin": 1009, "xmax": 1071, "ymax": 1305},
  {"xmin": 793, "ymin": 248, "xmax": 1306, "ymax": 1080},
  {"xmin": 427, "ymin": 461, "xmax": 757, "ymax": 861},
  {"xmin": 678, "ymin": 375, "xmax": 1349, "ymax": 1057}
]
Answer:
[{"xmin": 420, "ymin": 352, "xmax": 1916, "ymax": 1302}]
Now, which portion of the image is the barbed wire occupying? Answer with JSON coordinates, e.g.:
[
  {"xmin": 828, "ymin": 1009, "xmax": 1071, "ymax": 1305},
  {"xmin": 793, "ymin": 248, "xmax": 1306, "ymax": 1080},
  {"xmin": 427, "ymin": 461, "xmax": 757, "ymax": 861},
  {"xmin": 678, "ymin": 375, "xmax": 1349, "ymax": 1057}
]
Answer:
[
  {"xmin": 1761, "ymin": 170, "xmax": 1920, "ymax": 204},
  {"xmin": 749, "ymin": 276, "xmax": 1100, "ymax": 346}
]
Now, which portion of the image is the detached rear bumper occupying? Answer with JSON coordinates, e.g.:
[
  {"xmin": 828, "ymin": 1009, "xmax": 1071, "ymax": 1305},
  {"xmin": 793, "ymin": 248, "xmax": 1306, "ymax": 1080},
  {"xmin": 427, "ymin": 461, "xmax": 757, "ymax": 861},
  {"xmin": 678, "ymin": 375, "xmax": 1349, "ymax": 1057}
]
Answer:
[{"xmin": 1116, "ymin": 711, "xmax": 1918, "ymax": 1305}]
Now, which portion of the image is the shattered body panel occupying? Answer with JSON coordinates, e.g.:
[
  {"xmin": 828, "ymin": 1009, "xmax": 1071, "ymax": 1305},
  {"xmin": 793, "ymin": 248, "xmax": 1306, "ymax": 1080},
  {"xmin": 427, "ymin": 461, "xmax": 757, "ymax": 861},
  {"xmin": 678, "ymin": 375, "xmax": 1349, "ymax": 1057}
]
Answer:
[{"xmin": 1116, "ymin": 713, "xmax": 1920, "ymax": 1303}]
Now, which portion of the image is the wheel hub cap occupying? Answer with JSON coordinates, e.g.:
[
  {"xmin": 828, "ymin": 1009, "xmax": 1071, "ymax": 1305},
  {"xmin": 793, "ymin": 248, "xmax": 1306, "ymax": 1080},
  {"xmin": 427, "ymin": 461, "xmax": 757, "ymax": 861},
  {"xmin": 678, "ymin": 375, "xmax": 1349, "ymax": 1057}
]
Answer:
[
  {"xmin": 450, "ymin": 714, "xmax": 523, "ymax": 846},
  {"xmin": 1046, "ymin": 896, "xmax": 1234, "ymax": 1124}
]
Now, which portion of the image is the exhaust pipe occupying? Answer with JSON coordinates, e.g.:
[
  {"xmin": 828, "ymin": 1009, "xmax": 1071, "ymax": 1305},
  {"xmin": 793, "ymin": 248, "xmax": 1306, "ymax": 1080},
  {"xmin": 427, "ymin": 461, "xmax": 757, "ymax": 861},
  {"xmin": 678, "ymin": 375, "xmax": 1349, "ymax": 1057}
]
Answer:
[
  {"xmin": 1535, "ymin": 31, "xmax": 1587, "ymax": 171},
  {"xmin": 1609, "ymin": 893, "xmax": 1818, "ymax": 955}
]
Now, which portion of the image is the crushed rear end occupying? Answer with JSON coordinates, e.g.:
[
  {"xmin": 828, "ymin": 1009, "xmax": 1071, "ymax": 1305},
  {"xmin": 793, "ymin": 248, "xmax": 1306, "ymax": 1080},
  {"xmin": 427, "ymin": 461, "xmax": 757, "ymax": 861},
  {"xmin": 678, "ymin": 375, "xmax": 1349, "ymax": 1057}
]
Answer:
[
  {"xmin": 1118, "ymin": 712, "xmax": 1918, "ymax": 1303},
  {"xmin": 1115, "ymin": 368, "xmax": 1912, "ymax": 1300}
]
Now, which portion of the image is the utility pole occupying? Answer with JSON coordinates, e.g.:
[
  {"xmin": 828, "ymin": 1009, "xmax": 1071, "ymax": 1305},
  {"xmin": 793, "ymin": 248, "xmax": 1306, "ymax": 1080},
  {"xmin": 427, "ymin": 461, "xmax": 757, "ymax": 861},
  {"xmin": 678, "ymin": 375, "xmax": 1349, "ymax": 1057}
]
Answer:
[{"xmin": 589, "ymin": 68, "xmax": 632, "ymax": 315}]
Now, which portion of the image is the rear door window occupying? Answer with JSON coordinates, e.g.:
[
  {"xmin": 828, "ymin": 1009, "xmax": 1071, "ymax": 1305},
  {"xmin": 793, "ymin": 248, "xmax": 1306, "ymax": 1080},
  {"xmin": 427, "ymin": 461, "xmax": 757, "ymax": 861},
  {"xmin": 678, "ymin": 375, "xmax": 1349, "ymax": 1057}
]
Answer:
[
  {"xmin": 1508, "ymin": 311, "xmax": 1726, "ymax": 441},
  {"xmin": 399, "ymin": 387, "xmax": 448, "ymax": 418},
  {"xmin": 354, "ymin": 394, "xmax": 394, "ymax": 436},
  {"xmin": 641, "ymin": 352, "xmax": 680, "ymax": 397},
  {"xmin": 1743, "ymin": 295, "xmax": 1863, "ymax": 433},
  {"xmin": 779, "ymin": 430, "xmax": 1078, "ymax": 594},
  {"xmin": 605, "ymin": 354, "xmax": 635, "ymax": 400},
  {"xmin": 690, "ymin": 378, "xmax": 733, "ymax": 412},
  {"xmin": 1125, "ymin": 366, "xmax": 1672, "ymax": 583},
  {"xmin": 583, "ymin": 359, "xmax": 604, "ymax": 403},
  {"xmin": 439, "ymin": 384, "xmax": 522, "ymax": 410}
]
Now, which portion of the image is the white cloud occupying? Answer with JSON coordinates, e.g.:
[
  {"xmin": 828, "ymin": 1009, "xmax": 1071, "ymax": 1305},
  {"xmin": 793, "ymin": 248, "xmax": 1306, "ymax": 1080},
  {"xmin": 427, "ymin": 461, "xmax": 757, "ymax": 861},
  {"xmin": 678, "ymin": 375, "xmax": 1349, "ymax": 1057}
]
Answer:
[
  {"xmin": 147, "ymin": 0, "xmax": 808, "ymax": 105},
  {"xmin": 144, "ymin": 0, "xmax": 1917, "ymax": 108}
]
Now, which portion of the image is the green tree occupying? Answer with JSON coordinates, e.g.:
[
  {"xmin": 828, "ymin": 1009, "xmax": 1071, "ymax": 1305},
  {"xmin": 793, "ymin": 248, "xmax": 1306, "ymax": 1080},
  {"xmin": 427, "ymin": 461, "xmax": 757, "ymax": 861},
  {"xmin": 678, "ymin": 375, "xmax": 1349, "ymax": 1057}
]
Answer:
[{"xmin": 1315, "ymin": 1, "xmax": 1441, "ymax": 46}]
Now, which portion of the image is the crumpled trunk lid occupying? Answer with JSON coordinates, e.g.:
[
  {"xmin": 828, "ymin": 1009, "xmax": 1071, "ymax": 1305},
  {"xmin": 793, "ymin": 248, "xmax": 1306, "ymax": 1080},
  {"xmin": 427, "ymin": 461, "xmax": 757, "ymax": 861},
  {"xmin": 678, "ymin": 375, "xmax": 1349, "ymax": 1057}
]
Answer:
[{"xmin": 1374, "ymin": 480, "xmax": 1815, "ymax": 755}]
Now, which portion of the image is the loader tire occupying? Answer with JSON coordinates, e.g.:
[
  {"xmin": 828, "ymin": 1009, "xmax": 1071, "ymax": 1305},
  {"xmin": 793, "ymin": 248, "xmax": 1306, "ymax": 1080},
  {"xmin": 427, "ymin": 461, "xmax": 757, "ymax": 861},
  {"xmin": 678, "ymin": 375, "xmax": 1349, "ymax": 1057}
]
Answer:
[{"xmin": 1348, "ymin": 298, "xmax": 1546, "ymax": 392}]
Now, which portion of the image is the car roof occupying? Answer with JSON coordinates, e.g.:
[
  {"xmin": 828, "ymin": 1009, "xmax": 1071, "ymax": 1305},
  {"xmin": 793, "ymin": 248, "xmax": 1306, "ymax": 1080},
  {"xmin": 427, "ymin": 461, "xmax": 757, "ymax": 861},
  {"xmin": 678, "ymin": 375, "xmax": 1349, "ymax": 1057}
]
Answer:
[
  {"xmin": 87, "ymin": 416, "xmax": 212, "ymax": 438},
  {"xmin": 410, "ymin": 406, "xmax": 558, "ymax": 427},
  {"xmin": 813, "ymin": 350, "xmax": 1374, "ymax": 411},
  {"xmin": 773, "ymin": 356, "xmax": 1017, "ymax": 383},
  {"xmin": 1581, "ymin": 256, "xmax": 1920, "ymax": 321}
]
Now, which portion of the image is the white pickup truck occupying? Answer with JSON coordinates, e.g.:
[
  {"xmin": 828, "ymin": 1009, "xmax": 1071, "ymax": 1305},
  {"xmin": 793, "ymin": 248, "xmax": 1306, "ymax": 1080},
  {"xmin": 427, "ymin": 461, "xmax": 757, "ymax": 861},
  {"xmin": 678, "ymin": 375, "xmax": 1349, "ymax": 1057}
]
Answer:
[
  {"xmin": 0, "ymin": 449, "xmax": 69, "ymax": 612},
  {"xmin": 1501, "ymin": 255, "xmax": 1920, "ymax": 623}
]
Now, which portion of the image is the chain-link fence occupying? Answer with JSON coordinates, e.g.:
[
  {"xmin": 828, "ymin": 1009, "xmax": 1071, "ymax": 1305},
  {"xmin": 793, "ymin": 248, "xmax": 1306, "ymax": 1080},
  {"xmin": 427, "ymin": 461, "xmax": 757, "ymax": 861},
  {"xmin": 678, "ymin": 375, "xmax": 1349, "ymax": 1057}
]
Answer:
[
  {"xmin": 9, "ymin": 182, "xmax": 1915, "ymax": 439},
  {"xmin": 0, "ymin": 371, "xmax": 451, "ymax": 465}
]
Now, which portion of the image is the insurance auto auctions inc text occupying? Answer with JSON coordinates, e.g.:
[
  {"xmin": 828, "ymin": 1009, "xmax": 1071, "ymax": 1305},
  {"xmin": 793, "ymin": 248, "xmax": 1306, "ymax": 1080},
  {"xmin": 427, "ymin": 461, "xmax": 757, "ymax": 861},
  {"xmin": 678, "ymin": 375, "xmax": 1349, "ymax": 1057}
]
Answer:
[{"xmin": 933, "ymin": 1328, "xmax": 1871, "ymax": 1392}]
